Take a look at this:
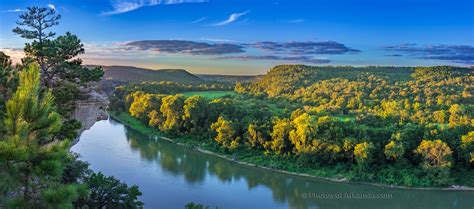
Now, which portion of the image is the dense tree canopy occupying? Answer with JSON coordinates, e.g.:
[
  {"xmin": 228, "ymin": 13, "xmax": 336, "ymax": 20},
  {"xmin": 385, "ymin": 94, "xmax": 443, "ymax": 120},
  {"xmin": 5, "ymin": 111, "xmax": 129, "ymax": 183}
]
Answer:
[{"xmin": 112, "ymin": 64, "xmax": 473, "ymax": 187}]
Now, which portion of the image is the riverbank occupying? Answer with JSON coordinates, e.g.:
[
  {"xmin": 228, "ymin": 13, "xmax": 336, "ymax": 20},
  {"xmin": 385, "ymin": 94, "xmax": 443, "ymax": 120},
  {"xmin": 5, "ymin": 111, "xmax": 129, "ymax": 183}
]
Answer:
[{"xmin": 109, "ymin": 111, "xmax": 474, "ymax": 191}]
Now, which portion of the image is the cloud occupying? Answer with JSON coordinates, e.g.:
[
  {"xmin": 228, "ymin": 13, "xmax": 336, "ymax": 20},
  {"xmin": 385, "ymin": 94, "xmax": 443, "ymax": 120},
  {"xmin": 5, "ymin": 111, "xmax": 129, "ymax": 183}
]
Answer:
[
  {"xmin": 383, "ymin": 44, "xmax": 474, "ymax": 64},
  {"xmin": 102, "ymin": 0, "xmax": 208, "ymax": 16},
  {"xmin": 76, "ymin": 39, "xmax": 357, "ymax": 66},
  {"xmin": 215, "ymin": 55, "xmax": 330, "ymax": 64},
  {"xmin": 287, "ymin": 19, "xmax": 305, "ymax": 23},
  {"xmin": 47, "ymin": 4, "xmax": 56, "ymax": 10},
  {"xmin": 249, "ymin": 41, "xmax": 361, "ymax": 55},
  {"xmin": 200, "ymin": 37, "xmax": 240, "ymax": 43},
  {"xmin": 124, "ymin": 40, "xmax": 245, "ymax": 55},
  {"xmin": 188, "ymin": 16, "xmax": 207, "ymax": 24},
  {"xmin": 212, "ymin": 10, "xmax": 250, "ymax": 26},
  {"xmin": 1, "ymin": 8, "xmax": 27, "ymax": 13}
]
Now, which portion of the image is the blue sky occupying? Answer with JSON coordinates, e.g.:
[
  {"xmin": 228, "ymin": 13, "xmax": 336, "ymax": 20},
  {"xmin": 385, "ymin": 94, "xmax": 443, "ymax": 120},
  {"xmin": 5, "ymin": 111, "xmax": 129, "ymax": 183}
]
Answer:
[{"xmin": 0, "ymin": 0, "xmax": 473, "ymax": 74}]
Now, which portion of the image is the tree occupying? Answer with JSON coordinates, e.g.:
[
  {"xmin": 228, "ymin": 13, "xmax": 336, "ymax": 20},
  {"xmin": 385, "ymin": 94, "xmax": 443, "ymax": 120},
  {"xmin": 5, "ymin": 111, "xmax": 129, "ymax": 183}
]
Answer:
[
  {"xmin": 0, "ymin": 52, "xmax": 18, "ymax": 101},
  {"xmin": 246, "ymin": 123, "xmax": 271, "ymax": 149},
  {"xmin": 432, "ymin": 110, "xmax": 446, "ymax": 124},
  {"xmin": 185, "ymin": 202, "xmax": 215, "ymax": 209},
  {"xmin": 414, "ymin": 139, "xmax": 453, "ymax": 169},
  {"xmin": 13, "ymin": 7, "xmax": 60, "ymax": 43},
  {"xmin": 211, "ymin": 116, "xmax": 239, "ymax": 150},
  {"xmin": 289, "ymin": 113, "xmax": 316, "ymax": 154},
  {"xmin": 448, "ymin": 104, "xmax": 468, "ymax": 127},
  {"xmin": 354, "ymin": 142, "xmax": 375, "ymax": 166},
  {"xmin": 148, "ymin": 110, "xmax": 164, "ymax": 129},
  {"xmin": 384, "ymin": 141, "xmax": 404, "ymax": 161},
  {"xmin": 129, "ymin": 94, "xmax": 164, "ymax": 122},
  {"xmin": 3, "ymin": 64, "xmax": 61, "ymax": 144},
  {"xmin": 183, "ymin": 96, "xmax": 208, "ymax": 134},
  {"xmin": 0, "ymin": 52, "xmax": 18, "ymax": 132},
  {"xmin": 77, "ymin": 172, "xmax": 143, "ymax": 209},
  {"xmin": 160, "ymin": 94, "xmax": 186, "ymax": 132},
  {"xmin": 13, "ymin": 6, "xmax": 60, "ymax": 78},
  {"xmin": 0, "ymin": 64, "xmax": 79, "ymax": 208},
  {"xmin": 13, "ymin": 7, "xmax": 103, "ymax": 89},
  {"xmin": 270, "ymin": 118, "xmax": 293, "ymax": 154},
  {"xmin": 460, "ymin": 131, "xmax": 474, "ymax": 165}
]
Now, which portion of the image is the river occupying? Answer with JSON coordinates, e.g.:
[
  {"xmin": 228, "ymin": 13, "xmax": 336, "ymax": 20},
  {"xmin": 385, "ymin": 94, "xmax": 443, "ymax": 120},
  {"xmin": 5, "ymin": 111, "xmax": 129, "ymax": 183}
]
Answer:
[{"xmin": 71, "ymin": 119, "xmax": 474, "ymax": 209}]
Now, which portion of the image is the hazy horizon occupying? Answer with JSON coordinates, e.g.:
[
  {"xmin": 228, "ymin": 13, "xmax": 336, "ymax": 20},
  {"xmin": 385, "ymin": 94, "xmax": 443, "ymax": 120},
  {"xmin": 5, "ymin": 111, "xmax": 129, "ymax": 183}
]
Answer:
[{"xmin": 1, "ymin": 0, "xmax": 473, "ymax": 75}]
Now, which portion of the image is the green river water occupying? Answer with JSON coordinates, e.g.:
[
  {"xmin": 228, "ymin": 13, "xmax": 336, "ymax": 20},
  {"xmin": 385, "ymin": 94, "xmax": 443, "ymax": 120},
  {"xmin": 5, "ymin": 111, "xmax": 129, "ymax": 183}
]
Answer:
[{"xmin": 71, "ymin": 119, "xmax": 474, "ymax": 209}]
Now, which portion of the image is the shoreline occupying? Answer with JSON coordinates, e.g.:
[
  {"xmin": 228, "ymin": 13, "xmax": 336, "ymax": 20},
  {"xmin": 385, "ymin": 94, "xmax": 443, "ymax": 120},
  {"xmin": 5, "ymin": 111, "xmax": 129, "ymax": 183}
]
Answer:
[{"xmin": 108, "ymin": 112, "xmax": 474, "ymax": 192}]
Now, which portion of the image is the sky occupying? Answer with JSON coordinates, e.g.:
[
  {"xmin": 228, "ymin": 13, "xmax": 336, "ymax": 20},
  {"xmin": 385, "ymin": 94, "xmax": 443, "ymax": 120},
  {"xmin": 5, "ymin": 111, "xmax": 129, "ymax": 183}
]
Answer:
[{"xmin": 0, "ymin": 0, "xmax": 473, "ymax": 75}]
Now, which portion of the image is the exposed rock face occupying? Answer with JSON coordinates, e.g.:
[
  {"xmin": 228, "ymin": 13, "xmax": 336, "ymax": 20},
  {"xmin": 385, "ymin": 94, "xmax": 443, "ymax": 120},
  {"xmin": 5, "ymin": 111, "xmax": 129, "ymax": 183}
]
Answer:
[{"xmin": 71, "ymin": 82, "xmax": 109, "ymax": 144}]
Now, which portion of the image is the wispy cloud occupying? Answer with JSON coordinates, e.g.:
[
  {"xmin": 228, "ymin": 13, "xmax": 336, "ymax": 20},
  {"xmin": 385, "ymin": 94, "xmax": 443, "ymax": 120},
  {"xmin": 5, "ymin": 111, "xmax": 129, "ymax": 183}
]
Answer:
[
  {"xmin": 47, "ymin": 4, "xmax": 56, "ymax": 10},
  {"xmin": 249, "ymin": 41, "xmax": 361, "ymax": 55},
  {"xmin": 77, "ymin": 38, "xmax": 359, "ymax": 66},
  {"xmin": 188, "ymin": 16, "xmax": 207, "ymax": 24},
  {"xmin": 200, "ymin": 37, "xmax": 240, "ymax": 43},
  {"xmin": 212, "ymin": 10, "xmax": 250, "ymax": 26},
  {"xmin": 383, "ymin": 44, "xmax": 474, "ymax": 64},
  {"xmin": 1, "ymin": 8, "xmax": 27, "ymax": 13},
  {"xmin": 215, "ymin": 55, "xmax": 330, "ymax": 64},
  {"xmin": 287, "ymin": 19, "xmax": 305, "ymax": 23},
  {"xmin": 124, "ymin": 40, "xmax": 245, "ymax": 55},
  {"xmin": 102, "ymin": 0, "xmax": 208, "ymax": 16}
]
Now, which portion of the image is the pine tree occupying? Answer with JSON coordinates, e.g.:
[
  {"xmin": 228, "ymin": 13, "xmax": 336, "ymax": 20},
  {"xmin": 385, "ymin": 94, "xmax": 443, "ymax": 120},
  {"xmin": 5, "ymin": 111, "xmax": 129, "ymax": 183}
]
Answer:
[
  {"xmin": 13, "ymin": 7, "xmax": 103, "ymax": 89},
  {"xmin": 0, "ymin": 64, "xmax": 80, "ymax": 208}
]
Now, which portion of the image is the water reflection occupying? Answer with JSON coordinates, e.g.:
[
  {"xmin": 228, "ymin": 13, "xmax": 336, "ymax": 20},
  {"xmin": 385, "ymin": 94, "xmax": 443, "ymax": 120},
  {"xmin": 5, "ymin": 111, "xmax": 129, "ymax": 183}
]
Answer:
[{"xmin": 74, "ymin": 119, "xmax": 474, "ymax": 209}]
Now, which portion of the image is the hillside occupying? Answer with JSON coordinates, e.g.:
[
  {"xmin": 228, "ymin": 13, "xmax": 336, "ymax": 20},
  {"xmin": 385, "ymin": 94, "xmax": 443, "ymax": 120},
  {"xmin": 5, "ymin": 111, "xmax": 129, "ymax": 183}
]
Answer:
[
  {"xmin": 243, "ymin": 65, "xmax": 415, "ymax": 97},
  {"xmin": 100, "ymin": 65, "xmax": 203, "ymax": 84}
]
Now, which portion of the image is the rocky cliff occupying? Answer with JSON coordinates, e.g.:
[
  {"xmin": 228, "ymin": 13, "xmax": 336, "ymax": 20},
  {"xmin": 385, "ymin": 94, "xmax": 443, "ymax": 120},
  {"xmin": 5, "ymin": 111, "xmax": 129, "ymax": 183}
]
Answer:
[{"xmin": 71, "ymin": 82, "xmax": 109, "ymax": 144}]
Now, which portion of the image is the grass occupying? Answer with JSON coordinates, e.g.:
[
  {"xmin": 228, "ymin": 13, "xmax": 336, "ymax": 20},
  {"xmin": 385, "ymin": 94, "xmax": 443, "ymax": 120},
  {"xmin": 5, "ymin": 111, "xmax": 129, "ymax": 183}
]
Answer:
[
  {"xmin": 109, "ymin": 112, "xmax": 163, "ymax": 136},
  {"xmin": 180, "ymin": 91, "xmax": 236, "ymax": 99},
  {"xmin": 334, "ymin": 114, "xmax": 357, "ymax": 122}
]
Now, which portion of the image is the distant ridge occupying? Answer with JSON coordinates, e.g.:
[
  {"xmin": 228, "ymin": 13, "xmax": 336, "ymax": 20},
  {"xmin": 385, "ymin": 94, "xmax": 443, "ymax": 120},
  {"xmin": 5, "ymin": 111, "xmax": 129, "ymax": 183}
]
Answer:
[{"xmin": 98, "ymin": 65, "xmax": 203, "ymax": 84}]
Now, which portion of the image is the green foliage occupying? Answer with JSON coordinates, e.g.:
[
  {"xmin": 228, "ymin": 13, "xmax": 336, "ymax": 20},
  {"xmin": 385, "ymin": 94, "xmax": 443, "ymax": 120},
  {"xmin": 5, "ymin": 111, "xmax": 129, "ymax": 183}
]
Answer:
[
  {"xmin": 51, "ymin": 81, "xmax": 80, "ymax": 116},
  {"xmin": 77, "ymin": 172, "xmax": 143, "ymax": 209},
  {"xmin": 415, "ymin": 139, "xmax": 453, "ymax": 169},
  {"xmin": 270, "ymin": 118, "xmax": 293, "ymax": 154},
  {"xmin": 161, "ymin": 94, "xmax": 186, "ymax": 133},
  {"xmin": 57, "ymin": 119, "xmax": 82, "ymax": 140},
  {"xmin": 181, "ymin": 91, "xmax": 236, "ymax": 99},
  {"xmin": 211, "ymin": 116, "xmax": 239, "ymax": 150},
  {"xmin": 11, "ymin": 7, "xmax": 101, "ymax": 118},
  {"xmin": 185, "ymin": 202, "xmax": 218, "ymax": 209},
  {"xmin": 354, "ymin": 142, "xmax": 375, "ymax": 166},
  {"xmin": 0, "ymin": 52, "xmax": 18, "ymax": 133},
  {"xmin": 112, "ymin": 64, "xmax": 473, "ymax": 187},
  {"xmin": 183, "ymin": 96, "xmax": 209, "ymax": 134},
  {"xmin": 461, "ymin": 131, "xmax": 474, "ymax": 165},
  {"xmin": 129, "ymin": 93, "xmax": 165, "ymax": 122},
  {"xmin": 0, "ymin": 64, "xmax": 78, "ymax": 208},
  {"xmin": 289, "ymin": 113, "xmax": 316, "ymax": 154},
  {"xmin": 12, "ymin": 6, "xmax": 60, "ymax": 41},
  {"xmin": 384, "ymin": 140, "xmax": 405, "ymax": 161},
  {"xmin": 1, "ymin": 8, "xmax": 142, "ymax": 208},
  {"xmin": 4, "ymin": 64, "xmax": 61, "ymax": 144}
]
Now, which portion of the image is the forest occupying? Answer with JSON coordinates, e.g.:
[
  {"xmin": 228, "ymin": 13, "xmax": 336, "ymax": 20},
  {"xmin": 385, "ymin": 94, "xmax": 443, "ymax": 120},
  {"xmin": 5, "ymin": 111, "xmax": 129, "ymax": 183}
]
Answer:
[{"xmin": 111, "ymin": 64, "xmax": 474, "ymax": 187}]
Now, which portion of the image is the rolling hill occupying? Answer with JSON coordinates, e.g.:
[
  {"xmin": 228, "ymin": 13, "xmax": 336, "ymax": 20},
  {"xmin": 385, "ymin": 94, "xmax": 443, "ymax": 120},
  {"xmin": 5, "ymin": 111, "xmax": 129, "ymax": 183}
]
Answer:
[{"xmin": 100, "ymin": 65, "xmax": 203, "ymax": 84}]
